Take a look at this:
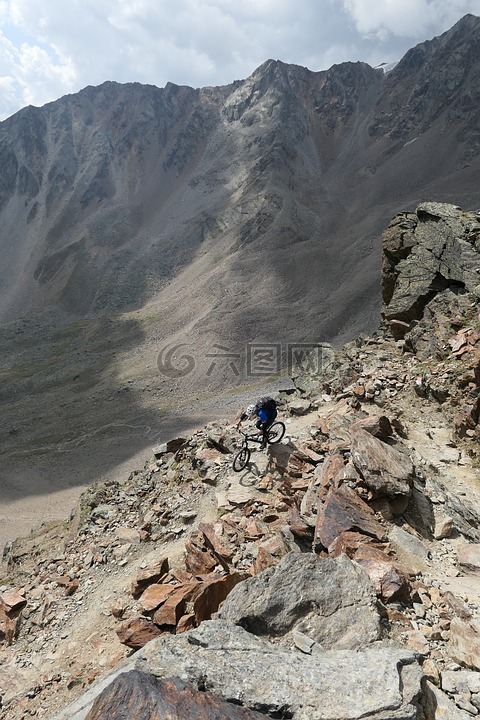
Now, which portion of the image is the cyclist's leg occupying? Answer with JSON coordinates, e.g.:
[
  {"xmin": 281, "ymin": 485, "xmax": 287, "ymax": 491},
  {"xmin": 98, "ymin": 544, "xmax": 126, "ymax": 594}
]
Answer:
[
  {"xmin": 256, "ymin": 411, "xmax": 267, "ymax": 447},
  {"xmin": 262, "ymin": 408, "xmax": 277, "ymax": 433}
]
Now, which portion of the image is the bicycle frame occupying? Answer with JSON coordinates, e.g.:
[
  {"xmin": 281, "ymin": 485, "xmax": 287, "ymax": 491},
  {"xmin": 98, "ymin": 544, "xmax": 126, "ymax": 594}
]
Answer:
[
  {"xmin": 236, "ymin": 428, "xmax": 267, "ymax": 448},
  {"xmin": 232, "ymin": 421, "xmax": 285, "ymax": 472}
]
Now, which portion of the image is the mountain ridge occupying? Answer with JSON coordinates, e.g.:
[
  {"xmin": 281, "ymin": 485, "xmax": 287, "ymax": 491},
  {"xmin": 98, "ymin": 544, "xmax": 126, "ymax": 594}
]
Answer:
[{"xmin": 1, "ymin": 14, "xmax": 480, "ymax": 554}]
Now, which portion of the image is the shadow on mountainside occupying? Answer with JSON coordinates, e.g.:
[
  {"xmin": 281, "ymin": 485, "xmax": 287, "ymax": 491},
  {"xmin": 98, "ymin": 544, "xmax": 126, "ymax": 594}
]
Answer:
[{"xmin": 0, "ymin": 310, "xmax": 211, "ymax": 508}]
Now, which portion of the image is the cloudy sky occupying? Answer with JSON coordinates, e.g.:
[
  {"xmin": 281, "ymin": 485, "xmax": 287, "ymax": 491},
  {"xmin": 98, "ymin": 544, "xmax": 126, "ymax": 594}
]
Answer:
[{"xmin": 0, "ymin": 0, "xmax": 478, "ymax": 120}]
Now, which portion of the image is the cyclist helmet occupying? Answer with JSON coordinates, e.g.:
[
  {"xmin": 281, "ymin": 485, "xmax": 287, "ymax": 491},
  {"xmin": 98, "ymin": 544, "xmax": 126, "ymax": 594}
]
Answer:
[{"xmin": 246, "ymin": 404, "xmax": 256, "ymax": 417}]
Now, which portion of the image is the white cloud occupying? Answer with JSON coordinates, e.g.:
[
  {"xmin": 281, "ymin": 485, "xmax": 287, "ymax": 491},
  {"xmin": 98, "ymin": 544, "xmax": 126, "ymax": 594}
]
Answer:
[
  {"xmin": 0, "ymin": 0, "xmax": 477, "ymax": 120},
  {"xmin": 343, "ymin": 0, "xmax": 479, "ymax": 38}
]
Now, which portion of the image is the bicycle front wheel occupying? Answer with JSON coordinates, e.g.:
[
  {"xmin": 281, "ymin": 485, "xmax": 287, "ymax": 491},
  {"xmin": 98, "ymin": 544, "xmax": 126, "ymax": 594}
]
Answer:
[
  {"xmin": 233, "ymin": 446, "xmax": 251, "ymax": 472},
  {"xmin": 267, "ymin": 422, "xmax": 285, "ymax": 444}
]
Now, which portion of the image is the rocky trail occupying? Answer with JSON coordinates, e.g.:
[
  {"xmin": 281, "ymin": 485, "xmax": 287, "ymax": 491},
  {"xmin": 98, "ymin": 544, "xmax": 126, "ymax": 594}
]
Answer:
[{"xmin": 0, "ymin": 202, "xmax": 480, "ymax": 719}]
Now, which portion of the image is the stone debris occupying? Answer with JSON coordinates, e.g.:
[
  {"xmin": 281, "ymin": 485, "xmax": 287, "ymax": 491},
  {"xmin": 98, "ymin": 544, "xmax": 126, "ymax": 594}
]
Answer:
[{"xmin": 1, "ymin": 201, "xmax": 480, "ymax": 720}]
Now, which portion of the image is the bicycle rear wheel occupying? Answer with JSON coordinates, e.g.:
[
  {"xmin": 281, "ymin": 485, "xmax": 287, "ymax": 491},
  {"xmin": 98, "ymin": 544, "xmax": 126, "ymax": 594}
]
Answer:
[
  {"xmin": 267, "ymin": 421, "xmax": 285, "ymax": 444},
  {"xmin": 233, "ymin": 446, "xmax": 251, "ymax": 472}
]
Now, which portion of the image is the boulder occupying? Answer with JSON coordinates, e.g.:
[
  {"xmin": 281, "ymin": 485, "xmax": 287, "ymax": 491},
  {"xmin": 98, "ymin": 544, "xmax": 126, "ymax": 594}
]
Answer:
[
  {"xmin": 388, "ymin": 526, "xmax": 431, "ymax": 574},
  {"xmin": 192, "ymin": 572, "xmax": 246, "ymax": 624},
  {"xmin": 0, "ymin": 589, "xmax": 27, "ymax": 643},
  {"xmin": 288, "ymin": 399, "xmax": 312, "ymax": 415},
  {"xmin": 138, "ymin": 583, "xmax": 176, "ymax": 612},
  {"xmin": 327, "ymin": 531, "xmax": 382, "ymax": 558},
  {"xmin": 57, "ymin": 621, "xmax": 423, "ymax": 720},
  {"xmin": 116, "ymin": 618, "xmax": 163, "ymax": 650},
  {"xmin": 353, "ymin": 545, "xmax": 411, "ymax": 602},
  {"xmin": 448, "ymin": 616, "xmax": 480, "ymax": 670},
  {"xmin": 85, "ymin": 671, "xmax": 266, "ymax": 720},
  {"xmin": 457, "ymin": 544, "xmax": 480, "ymax": 571},
  {"xmin": 382, "ymin": 203, "xmax": 480, "ymax": 330},
  {"xmin": 442, "ymin": 669, "xmax": 480, "ymax": 694},
  {"xmin": 315, "ymin": 483, "xmax": 387, "ymax": 549},
  {"xmin": 153, "ymin": 584, "xmax": 199, "ymax": 627},
  {"xmin": 349, "ymin": 415, "xmax": 394, "ymax": 439},
  {"xmin": 130, "ymin": 558, "xmax": 169, "ymax": 597},
  {"xmin": 422, "ymin": 680, "xmax": 472, "ymax": 720},
  {"xmin": 153, "ymin": 437, "xmax": 187, "ymax": 458},
  {"xmin": 0, "ymin": 589, "xmax": 27, "ymax": 612},
  {"xmin": 350, "ymin": 427, "xmax": 414, "ymax": 499},
  {"xmin": 184, "ymin": 532, "xmax": 222, "ymax": 575},
  {"xmin": 216, "ymin": 552, "xmax": 381, "ymax": 650}
]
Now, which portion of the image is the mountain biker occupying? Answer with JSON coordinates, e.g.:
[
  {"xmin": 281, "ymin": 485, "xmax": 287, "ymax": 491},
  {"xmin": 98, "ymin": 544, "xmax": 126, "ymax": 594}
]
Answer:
[{"xmin": 236, "ymin": 397, "xmax": 277, "ymax": 449}]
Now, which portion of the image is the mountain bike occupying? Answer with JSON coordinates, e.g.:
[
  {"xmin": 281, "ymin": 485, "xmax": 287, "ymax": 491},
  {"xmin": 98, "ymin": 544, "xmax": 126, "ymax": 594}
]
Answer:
[{"xmin": 232, "ymin": 421, "xmax": 286, "ymax": 472}]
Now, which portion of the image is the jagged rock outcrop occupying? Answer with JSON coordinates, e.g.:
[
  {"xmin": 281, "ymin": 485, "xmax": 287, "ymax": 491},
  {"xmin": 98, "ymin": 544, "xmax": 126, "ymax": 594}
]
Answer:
[
  {"xmin": 382, "ymin": 202, "xmax": 480, "ymax": 339},
  {"xmin": 54, "ymin": 618, "xmax": 423, "ymax": 720}
]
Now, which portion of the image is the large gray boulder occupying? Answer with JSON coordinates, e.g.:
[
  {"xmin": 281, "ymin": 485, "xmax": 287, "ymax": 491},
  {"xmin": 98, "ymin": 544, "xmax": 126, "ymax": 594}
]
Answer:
[
  {"xmin": 52, "ymin": 620, "xmax": 423, "ymax": 720},
  {"xmin": 216, "ymin": 552, "xmax": 382, "ymax": 649},
  {"xmin": 349, "ymin": 427, "xmax": 415, "ymax": 500}
]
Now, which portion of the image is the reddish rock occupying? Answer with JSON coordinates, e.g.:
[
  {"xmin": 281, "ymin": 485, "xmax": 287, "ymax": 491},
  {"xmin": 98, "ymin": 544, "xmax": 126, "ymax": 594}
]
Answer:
[
  {"xmin": 130, "ymin": 558, "xmax": 169, "ymax": 597},
  {"xmin": 354, "ymin": 545, "xmax": 410, "ymax": 602},
  {"xmin": 449, "ymin": 616, "xmax": 480, "ymax": 670},
  {"xmin": 1, "ymin": 589, "xmax": 27, "ymax": 613},
  {"xmin": 288, "ymin": 505, "xmax": 314, "ymax": 540},
  {"xmin": 353, "ymin": 385, "xmax": 365, "ymax": 398},
  {"xmin": 115, "ymin": 527, "xmax": 141, "ymax": 543},
  {"xmin": 116, "ymin": 618, "xmax": 164, "ymax": 650},
  {"xmin": 139, "ymin": 583, "xmax": 176, "ymax": 612},
  {"xmin": 403, "ymin": 629, "xmax": 430, "ymax": 656},
  {"xmin": 244, "ymin": 518, "xmax": 267, "ymax": 538},
  {"xmin": 286, "ymin": 453, "xmax": 312, "ymax": 478},
  {"xmin": 110, "ymin": 600, "xmax": 127, "ymax": 619},
  {"xmin": 252, "ymin": 546, "xmax": 277, "ymax": 575},
  {"xmin": 184, "ymin": 532, "xmax": 219, "ymax": 575},
  {"xmin": 349, "ymin": 415, "xmax": 393, "ymax": 439},
  {"xmin": 259, "ymin": 533, "xmax": 289, "ymax": 559},
  {"xmin": 316, "ymin": 453, "xmax": 346, "ymax": 496},
  {"xmin": 65, "ymin": 579, "xmax": 80, "ymax": 596},
  {"xmin": 298, "ymin": 445, "xmax": 324, "ymax": 463},
  {"xmin": 192, "ymin": 572, "xmax": 246, "ymax": 624},
  {"xmin": 457, "ymin": 544, "xmax": 480, "ymax": 571},
  {"xmin": 176, "ymin": 614, "xmax": 195, "ymax": 634},
  {"xmin": 328, "ymin": 531, "xmax": 382, "ymax": 559},
  {"xmin": 153, "ymin": 584, "xmax": 198, "ymax": 627},
  {"xmin": 0, "ymin": 605, "xmax": 21, "ymax": 644},
  {"xmin": 198, "ymin": 522, "xmax": 233, "ymax": 567},
  {"xmin": 170, "ymin": 567, "xmax": 195, "ymax": 584},
  {"xmin": 0, "ymin": 589, "xmax": 27, "ymax": 644},
  {"xmin": 185, "ymin": 540, "xmax": 218, "ymax": 576},
  {"xmin": 315, "ymin": 483, "xmax": 387, "ymax": 549},
  {"xmin": 291, "ymin": 478, "xmax": 311, "ymax": 491},
  {"xmin": 195, "ymin": 447, "xmax": 222, "ymax": 463},
  {"xmin": 86, "ymin": 671, "xmax": 267, "ymax": 720}
]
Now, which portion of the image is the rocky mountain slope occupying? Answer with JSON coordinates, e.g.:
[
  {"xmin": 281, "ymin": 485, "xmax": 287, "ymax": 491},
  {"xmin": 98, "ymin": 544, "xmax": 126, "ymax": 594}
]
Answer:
[
  {"xmin": 1, "ymin": 15, "xmax": 480, "ymax": 527},
  {"xmin": 0, "ymin": 202, "xmax": 479, "ymax": 719}
]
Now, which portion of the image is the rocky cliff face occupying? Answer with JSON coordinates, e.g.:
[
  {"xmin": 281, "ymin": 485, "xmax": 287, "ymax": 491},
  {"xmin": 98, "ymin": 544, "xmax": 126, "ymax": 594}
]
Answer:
[{"xmin": 0, "ymin": 201, "xmax": 479, "ymax": 719}]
